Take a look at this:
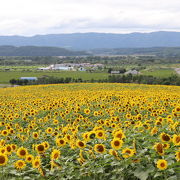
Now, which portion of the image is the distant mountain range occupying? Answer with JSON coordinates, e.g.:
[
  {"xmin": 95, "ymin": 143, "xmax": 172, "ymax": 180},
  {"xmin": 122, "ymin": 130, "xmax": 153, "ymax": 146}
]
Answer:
[
  {"xmin": 1, "ymin": 31, "xmax": 180, "ymax": 50},
  {"xmin": 0, "ymin": 46, "xmax": 88, "ymax": 56}
]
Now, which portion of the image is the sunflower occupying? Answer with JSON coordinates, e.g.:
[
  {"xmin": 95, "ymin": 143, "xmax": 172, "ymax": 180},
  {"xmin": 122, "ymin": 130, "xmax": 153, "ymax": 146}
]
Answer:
[
  {"xmin": 1, "ymin": 130, "xmax": 8, "ymax": 136},
  {"xmin": 156, "ymin": 159, "xmax": 168, "ymax": 170},
  {"xmin": 172, "ymin": 134, "xmax": 180, "ymax": 146},
  {"xmin": 109, "ymin": 149, "xmax": 120, "ymax": 160},
  {"xmin": 88, "ymin": 131, "xmax": 96, "ymax": 140},
  {"xmin": 95, "ymin": 130, "xmax": 106, "ymax": 139},
  {"xmin": 94, "ymin": 144, "xmax": 106, "ymax": 153},
  {"xmin": 160, "ymin": 133, "xmax": 171, "ymax": 142},
  {"xmin": 14, "ymin": 160, "xmax": 26, "ymax": 170},
  {"xmin": 42, "ymin": 141, "xmax": 50, "ymax": 150},
  {"xmin": 122, "ymin": 148, "xmax": 135, "ymax": 158},
  {"xmin": 26, "ymin": 154, "xmax": 34, "ymax": 163},
  {"xmin": 51, "ymin": 160, "xmax": 62, "ymax": 170},
  {"xmin": 0, "ymin": 154, "xmax": 8, "ymax": 166},
  {"xmin": 36, "ymin": 144, "xmax": 45, "ymax": 154},
  {"xmin": 65, "ymin": 134, "xmax": 72, "ymax": 142},
  {"xmin": 32, "ymin": 157, "xmax": 41, "ymax": 168},
  {"xmin": 77, "ymin": 157, "xmax": 85, "ymax": 165},
  {"xmin": 82, "ymin": 132, "xmax": 90, "ymax": 142},
  {"xmin": 5, "ymin": 145, "xmax": 12, "ymax": 155},
  {"xmin": 38, "ymin": 167, "xmax": 46, "ymax": 177},
  {"xmin": 113, "ymin": 130, "xmax": 125, "ymax": 140},
  {"xmin": 163, "ymin": 143, "xmax": 170, "ymax": 150},
  {"xmin": 32, "ymin": 132, "xmax": 39, "ymax": 139},
  {"xmin": 175, "ymin": 151, "xmax": 180, "ymax": 161},
  {"xmin": 154, "ymin": 143, "xmax": 164, "ymax": 155},
  {"xmin": 174, "ymin": 106, "xmax": 180, "ymax": 112},
  {"xmin": 0, "ymin": 139, "xmax": 5, "ymax": 146},
  {"xmin": 56, "ymin": 138, "xmax": 66, "ymax": 147},
  {"xmin": 150, "ymin": 127, "xmax": 158, "ymax": 135},
  {"xmin": 76, "ymin": 140, "xmax": 86, "ymax": 149},
  {"xmin": 11, "ymin": 144, "xmax": 17, "ymax": 152},
  {"xmin": 53, "ymin": 119, "xmax": 59, "ymax": 125},
  {"xmin": 0, "ymin": 148, "xmax": 6, "ymax": 154},
  {"xmin": 84, "ymin": 109, "xmax": 90, "ymax": 115},
  {"xmin": 51, "ymin": 149, "xmax": 60, "ymax": 160},
  {"xmin": 46, "ymin": 127, "xmax": 53, "ymax": 134},
  {"xmin": 17, "ymin": 147, "xmax": 28, "ymax": 158},
  {"xmin": 111, "ymin": 138, "xmax": 123, "ymax": 150}
]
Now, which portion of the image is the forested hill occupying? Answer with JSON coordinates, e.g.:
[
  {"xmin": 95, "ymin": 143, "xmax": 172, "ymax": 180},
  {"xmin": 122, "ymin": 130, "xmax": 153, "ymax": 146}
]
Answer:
[
  {"xmin": 0, "ymin": 46, "xmax": 88, "ymax": 56},
  {"xmin": 1, "ymin": 31, "xmax": 180, "ymax": 50},
  {"xmin": 2, "ymin": 46, "xmax": 180, "ymax": 57}
]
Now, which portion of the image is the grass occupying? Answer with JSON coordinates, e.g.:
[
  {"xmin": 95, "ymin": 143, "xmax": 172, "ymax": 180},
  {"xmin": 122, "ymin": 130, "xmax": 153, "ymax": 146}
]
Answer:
[
  {"xmin": 0, "ymin": 71, "xmax": 108, "ymax": 84},
  {"xmin": 141, "ymin": 68, "xmax": 176, "ymax": 78}
]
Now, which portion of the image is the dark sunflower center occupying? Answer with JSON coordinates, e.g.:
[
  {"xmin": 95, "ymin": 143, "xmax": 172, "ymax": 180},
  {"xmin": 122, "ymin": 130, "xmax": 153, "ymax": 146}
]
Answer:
[
  {"xmin": 38, "ymin": 145, "xmax": 44, "ymax": 152},
  {"xmin": 20, "ymin": 150, "xmax": 26, "ymax": 156},
  {"xmin": 157, "ymin": 144, "xmax": 163, "ymax": 153},
  {"xmin": 161, "ymin": 162, "xmax": 165, "ymax": 167},
  {"xmin": 18, "ymin": 162, "xmax": 23, "ymax": 167},
  {"xmin": 176, "ymin": 137, "xmax": 180, "ymax": 143},
  {"xmin": 114, "ymin": 141, "xmax": 120, "ymax": 146},
  {"xmin": 35, "ymin": 161, "xmax": 39, "ymax": 166},
  {"xmin": 7, "ymin": 146, "xmax": 11, "ymax": 152},
  {"xmin": 54, "ymin": 153, "xmax": 59, "ymax": 159},
  {"xmin": 97, "ymin": 145, "xmax": 104, "ymax": 152},
  {"xmin": 78, "ymin": 142, "xmax": 84, "ymax": 147},
  {"xmin": 126, "ymin": 150, "xmax": 131, "ymax": 154},
  {"xmin": 60, "ymin": 140, "xmax": 64, "ymax": 144},
  {"xmin": 0, "ymin": 156, "xmax": 5, "ymax": 164},
  {"xmin": 162, "ymin": 134, "xmax": 170, "ymax": 141}
]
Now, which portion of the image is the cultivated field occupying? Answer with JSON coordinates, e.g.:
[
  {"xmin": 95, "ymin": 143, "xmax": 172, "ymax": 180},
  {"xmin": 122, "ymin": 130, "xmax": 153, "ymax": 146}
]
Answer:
[
  {"xmin": 0, "ymin": 83, "xmax": 179, "ymax": 179},
  {"xmin": 0, "ymin": 63, "xmax": 180, "ymax": 84},
  {"xmin": 0, "ymin": 71, "xmax": 108, "ymax": 84}
]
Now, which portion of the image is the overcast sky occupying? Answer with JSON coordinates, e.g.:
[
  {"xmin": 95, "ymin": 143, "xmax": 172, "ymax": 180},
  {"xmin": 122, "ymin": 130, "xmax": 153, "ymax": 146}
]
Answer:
[{"xmin": 0, "ymin": 0, "xmax": 179, "ymax": 36}]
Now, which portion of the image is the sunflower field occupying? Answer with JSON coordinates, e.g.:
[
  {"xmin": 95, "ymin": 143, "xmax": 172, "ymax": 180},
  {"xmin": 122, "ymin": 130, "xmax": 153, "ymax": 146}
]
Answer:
[{"xmin": 0, "ymin": 83, "xmax": 179, "ymax": 180}]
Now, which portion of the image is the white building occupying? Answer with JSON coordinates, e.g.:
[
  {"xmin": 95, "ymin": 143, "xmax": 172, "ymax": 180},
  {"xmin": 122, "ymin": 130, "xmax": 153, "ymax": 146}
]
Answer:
[{"xmin": 125, "ymin": 70, "xmax": 139, "ymax": 75}]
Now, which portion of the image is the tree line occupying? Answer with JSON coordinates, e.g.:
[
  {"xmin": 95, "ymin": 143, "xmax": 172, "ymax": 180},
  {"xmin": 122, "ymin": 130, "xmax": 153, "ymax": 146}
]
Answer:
[{"xmin": 9, "ymin": 74, "xmax": 180, "ymax": 86}]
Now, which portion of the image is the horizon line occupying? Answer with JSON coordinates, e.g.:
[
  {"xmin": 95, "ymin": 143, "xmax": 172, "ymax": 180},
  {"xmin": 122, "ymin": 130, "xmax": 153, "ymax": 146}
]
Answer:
[{"xmin": 0, "ymin": 30, "xmax": 180, "ymax": 37}]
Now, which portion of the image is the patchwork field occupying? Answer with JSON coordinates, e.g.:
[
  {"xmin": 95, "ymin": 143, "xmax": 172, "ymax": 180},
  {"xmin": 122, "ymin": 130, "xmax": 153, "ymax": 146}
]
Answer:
[
  {"xmin": 0, "ymin": 83, "xmax": 179, "ymax": 179},
  {"xmin": 0, "ymin": 71, "xmax": 108, "ymax": 84},
  {"xmin": 141, "ymin": 68, "xmax": 176, "ymax": 78}
]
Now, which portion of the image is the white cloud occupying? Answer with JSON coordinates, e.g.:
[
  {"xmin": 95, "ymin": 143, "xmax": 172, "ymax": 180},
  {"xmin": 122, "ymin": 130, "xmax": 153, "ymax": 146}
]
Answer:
[{"xmin": 0, "ymin": 0, "xmax": 180, "ymax": 35}]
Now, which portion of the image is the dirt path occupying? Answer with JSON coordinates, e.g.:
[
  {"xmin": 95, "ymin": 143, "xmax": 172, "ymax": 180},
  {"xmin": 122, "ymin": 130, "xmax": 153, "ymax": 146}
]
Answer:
[
  {"xmin": 174, "ymin": 68, "xmax": 180, "ymax": 75},
  {"xmin": 0, "ymin": 84, "xmax": 19, "ymax": 88}
]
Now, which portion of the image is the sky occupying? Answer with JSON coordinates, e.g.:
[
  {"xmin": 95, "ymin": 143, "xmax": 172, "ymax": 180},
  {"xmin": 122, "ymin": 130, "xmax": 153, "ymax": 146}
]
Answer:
[{"xmin": 0, "ymin": 0, "xmax": 180, "ymax": 36}]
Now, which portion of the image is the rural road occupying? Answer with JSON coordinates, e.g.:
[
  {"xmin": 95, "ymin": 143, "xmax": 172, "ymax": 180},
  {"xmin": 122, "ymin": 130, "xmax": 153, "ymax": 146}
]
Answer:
[{"xmin": 175, "ymin": 68, "xmax": 180, "ymax": 75}]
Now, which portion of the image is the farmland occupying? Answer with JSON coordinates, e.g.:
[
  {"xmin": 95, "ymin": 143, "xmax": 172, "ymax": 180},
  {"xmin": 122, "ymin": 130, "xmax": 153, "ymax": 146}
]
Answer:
[
  {"xmin": 141, "ymin": 68, "xmax": 176, "ymax": 78},
  {"xmin": 0, "ymin": 64, "xmax": 180, "ymax": 84},
  {"xmin": 0, "ymin": 71, "xmax": 108, "ymax": 84},
  {"xmin": 0, "ymin": 83, "xmax": 179, "ymax": 179}
]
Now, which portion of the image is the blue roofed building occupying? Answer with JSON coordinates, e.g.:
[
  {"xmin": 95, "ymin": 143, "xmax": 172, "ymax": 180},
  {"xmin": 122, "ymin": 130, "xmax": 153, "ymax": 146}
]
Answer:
[{"xmin": 20, "ymin": 77, "xmax": 38, "ymax": 81}]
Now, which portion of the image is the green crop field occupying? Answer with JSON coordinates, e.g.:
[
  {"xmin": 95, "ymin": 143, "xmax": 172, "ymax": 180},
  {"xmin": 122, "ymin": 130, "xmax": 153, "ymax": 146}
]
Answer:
[
  {"xmin": 141, "ymin": 68, "xmax": 176, "ymax": 78},
  {"xmin": 0, "ymin": 71, "xmax": 108, "ymax": 84}
]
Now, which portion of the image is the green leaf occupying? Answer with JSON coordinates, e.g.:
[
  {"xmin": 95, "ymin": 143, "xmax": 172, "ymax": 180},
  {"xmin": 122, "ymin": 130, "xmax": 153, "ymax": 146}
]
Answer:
[
  {"xmin": 167, "ymin": 175, "xmax": 178, "ymax": 180},
  {"xmin": 134, "ymin": 168, "xmax": 152, "ymax": 180},
  {"xmin": 154, "ymin": 172, "xmax": 162, "ymax": 178}
]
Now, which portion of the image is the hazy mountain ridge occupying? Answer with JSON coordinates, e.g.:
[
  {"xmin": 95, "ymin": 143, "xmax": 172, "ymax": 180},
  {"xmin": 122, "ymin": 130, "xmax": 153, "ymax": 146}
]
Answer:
[
  {"xmin": 1, "ymin": 31, "xmax": 180, "ymax": 50},
  {"xmin": 0, "ymin": 46, "xmax": 88, "ymax": 56}
]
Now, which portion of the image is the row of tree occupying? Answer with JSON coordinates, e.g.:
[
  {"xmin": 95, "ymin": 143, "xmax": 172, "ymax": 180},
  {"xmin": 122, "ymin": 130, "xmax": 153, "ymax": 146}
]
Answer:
[{"xmin": 9, "ymin": 74, "xmax": 180, "ymax": 86}]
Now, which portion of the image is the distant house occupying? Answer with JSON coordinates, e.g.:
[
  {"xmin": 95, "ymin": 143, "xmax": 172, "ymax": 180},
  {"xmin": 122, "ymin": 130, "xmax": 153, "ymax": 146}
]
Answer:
[
  {"xmin": 20, "ymin": 77, "xmax": 37, "ymax": 81},
  {"xmin": 111, "ymin": 71, "xmax": 120, "ymax": 74},
  {"xmin": 38, "ymin": 67, "xmax": 50, "ymax": 70},
  {"xmin": 125, "ymin": 70, "xmax": 139, "ymax": 75},
  {"xmin": 78, "ymin": 67, "xmax": 86, "ymax": 71},
  {"xmin": 54, "ymin": 66, "xmax": 73, "ymax": 70}
]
